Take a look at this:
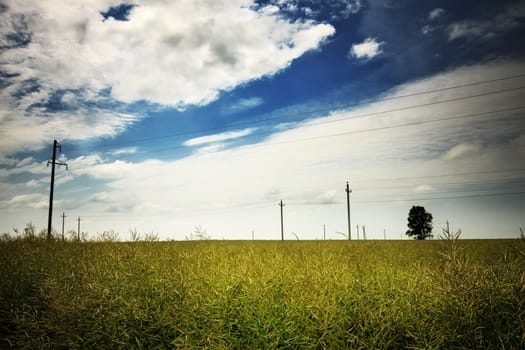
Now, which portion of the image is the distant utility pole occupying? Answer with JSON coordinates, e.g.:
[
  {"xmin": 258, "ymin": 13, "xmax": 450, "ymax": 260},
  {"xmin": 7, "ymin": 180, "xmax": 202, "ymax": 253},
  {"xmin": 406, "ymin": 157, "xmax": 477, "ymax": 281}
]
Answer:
[
  {"xmin": 363, "ymin": 225, "xmax": 367, "ymax": 240},
  {"xmin": 77, "ymin": 216, "xmax": 81, "ymax": 241},
  {"xmin": 323, "ymin": 224, "xmax": 326, "ymax": 240},
  {"xmin": 47, "ymin": 140, "xmax": 68, "ymax": 239},
  {"xmin": 279, "ymin": 200, "xmax": 285, "ymax": 241},
  {"xmin": 384, "ymin": 229, "xmax": 386, "ymax": 240},
  {"xmin": 345, "ymin": 182, "xmax": 352, "ymax": 240},
  {"xmin": 61, "ymin": 212, "xmax": 66, "ymax": 241}
]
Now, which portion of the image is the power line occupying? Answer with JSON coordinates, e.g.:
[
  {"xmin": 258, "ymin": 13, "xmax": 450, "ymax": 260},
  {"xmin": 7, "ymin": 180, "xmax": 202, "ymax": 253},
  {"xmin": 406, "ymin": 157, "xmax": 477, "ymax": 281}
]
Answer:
[
  {"xmin": 212, "ymin": 104, "xmax": 525, "ymax": 153},
  {"xmin": 351, "ymin": 168, "xmax": 525, "ymax": 183},
  {"xmin": 66, "ymin": 102, "xmax": 525, "ymax": 167},
  {"xmin": 354, "ymin": 178, "xmax": 525, "ymax": 191},
  {"xmin": 254, "ymin": 177, "xmax": 525, "ymax": 202},
  {"xmin": 354, "ymin": 190, "xmax": 525, "ymax": 204},
  {"xmin": 74, "ymin": 74, "xmax": 525, "ymax": 152},
  {"xmin": 67, "ymin": 182, "xmax": 525, "ymax": 221},
  {"xmin": 48, "ymin": 82, "xmax": 524, "ymax": 172}
]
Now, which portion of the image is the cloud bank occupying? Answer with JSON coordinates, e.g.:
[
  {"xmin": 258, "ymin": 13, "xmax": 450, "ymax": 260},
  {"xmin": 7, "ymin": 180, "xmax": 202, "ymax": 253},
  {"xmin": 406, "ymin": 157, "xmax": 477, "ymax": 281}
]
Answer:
[{"xmin": 0, "ymin": 0, "xmax": 335, "ymax": 157}]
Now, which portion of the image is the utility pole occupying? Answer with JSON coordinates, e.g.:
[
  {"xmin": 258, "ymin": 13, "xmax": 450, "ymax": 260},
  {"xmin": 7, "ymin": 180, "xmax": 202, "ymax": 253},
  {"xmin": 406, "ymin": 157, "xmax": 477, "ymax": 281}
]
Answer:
[
  {"xmin": 384, "ymin": 229, "xmax": 386, "ymax": 240},
  {"xmin": 77, "ymin": 216, "xmax": 81, "ymax": 241},
  {"xmin": 61, "ymin": 212, "xmax": 66, "ymax": 241},
  {"xmin": 323, "ymin": 224, "xmax": 326, "ymax": 240},
  {"xmin": 345, "ymin": 182, "xmax": 352, "ymax": 240},
  {"xmin": 47, "ymin": 140, "xmax": 67, "ymax": 239},
  {"xmin": 279, "ymin": 200, "xmax": 285, "ymax": 241},
  {"xmin": 363, "ymin": 225, "xmax": 366, "ymax": 240}
]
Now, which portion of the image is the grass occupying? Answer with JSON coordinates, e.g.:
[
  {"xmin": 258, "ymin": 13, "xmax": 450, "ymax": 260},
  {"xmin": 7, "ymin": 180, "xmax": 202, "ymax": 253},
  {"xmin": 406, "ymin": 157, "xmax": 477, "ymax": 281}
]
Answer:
[{"xmin": 1, "ymin": 238, "xmax": 524, "ymax": 349}]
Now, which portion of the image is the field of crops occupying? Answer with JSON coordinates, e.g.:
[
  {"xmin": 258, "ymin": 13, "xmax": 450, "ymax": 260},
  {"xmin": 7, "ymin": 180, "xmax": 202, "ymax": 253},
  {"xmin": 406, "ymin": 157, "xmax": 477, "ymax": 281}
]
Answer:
[{"xmin": 1, "ymin": 238, "xmax": 524, "ymax": 349}]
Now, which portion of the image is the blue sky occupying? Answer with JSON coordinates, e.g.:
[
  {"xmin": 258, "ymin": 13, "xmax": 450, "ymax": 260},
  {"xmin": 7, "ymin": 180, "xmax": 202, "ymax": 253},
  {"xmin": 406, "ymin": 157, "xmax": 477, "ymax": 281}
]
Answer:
[{"xmin": 1, "ymin": 0, "xmax": 525, "ymax": 240}]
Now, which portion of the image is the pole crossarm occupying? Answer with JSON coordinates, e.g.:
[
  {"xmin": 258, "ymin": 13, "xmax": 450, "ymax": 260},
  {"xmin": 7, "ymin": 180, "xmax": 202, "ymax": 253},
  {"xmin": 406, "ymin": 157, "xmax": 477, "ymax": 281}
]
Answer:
[{"xmin": 48, "ymin": 160, "xmax": 68, "ymax": 169}]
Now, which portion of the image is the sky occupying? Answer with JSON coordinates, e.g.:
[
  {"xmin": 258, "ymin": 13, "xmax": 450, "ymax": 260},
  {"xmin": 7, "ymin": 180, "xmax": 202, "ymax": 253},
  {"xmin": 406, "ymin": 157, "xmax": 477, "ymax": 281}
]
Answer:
[{"xmin": 1, "ymin": 0, "xmax": 525, "ymax": 240}]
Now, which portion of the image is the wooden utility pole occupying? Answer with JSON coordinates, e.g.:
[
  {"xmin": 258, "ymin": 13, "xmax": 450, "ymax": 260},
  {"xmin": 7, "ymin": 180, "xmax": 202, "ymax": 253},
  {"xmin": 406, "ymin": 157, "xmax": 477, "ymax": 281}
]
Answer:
[
  {"xmin": 346, "ymin": 182, "xmax": 352, "ymax": 240},
  {"xmin": 61, "ymin": 212, "xmax": 66, "ymax": 241},
  {"xmin": 47, "ymin": 140, "xmax": 67, "ymax": 239},
  {"xmin": 323, "ymin": 224, "xmax": 326, "ymax": 240},
  {"xmin": 77, "ymin": 217, "xmax": 81, "ymax": 241},
  {"xmin": 279, "ymin": 200, "xmax": 285, "ymax": 241}
]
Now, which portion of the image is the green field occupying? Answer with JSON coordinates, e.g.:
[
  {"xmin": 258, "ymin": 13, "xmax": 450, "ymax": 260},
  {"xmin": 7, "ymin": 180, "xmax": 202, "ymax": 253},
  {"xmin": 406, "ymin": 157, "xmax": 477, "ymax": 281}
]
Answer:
[{"xmin": 1, "ymin": 238, "xmax": 524, "ymax": 349}]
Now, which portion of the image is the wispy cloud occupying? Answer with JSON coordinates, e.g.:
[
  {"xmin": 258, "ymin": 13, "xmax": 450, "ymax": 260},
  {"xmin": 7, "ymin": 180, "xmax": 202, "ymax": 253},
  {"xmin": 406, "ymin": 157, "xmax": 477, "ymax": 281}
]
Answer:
[
  {"xmin": 447, "ymin": 2, "xmax": 525, "ymax": 41},
  {"xmin": 6, "ymin": 193, "xmax": 48, "ymax": 209},
  {"xmin": 222, "ymin": 97, "xmax": 264, "ymax": 114},
  {"xmin": 414, "ymin": 185, "xmax": 434, "ymax": 194},
  {"xmin": 111, "ymin": 147, "xmax": 138, "ymax": 156},
  {"xmin": 443, "ymin": 143, "xmax": 482, "ymax": 160},
  {"xmin": 428, "ymin": 8, "xmax": 445, "ymax": 21},
  {"xmin": 183, "ymin": 128, "xmax": 256, "ymax": 147}
]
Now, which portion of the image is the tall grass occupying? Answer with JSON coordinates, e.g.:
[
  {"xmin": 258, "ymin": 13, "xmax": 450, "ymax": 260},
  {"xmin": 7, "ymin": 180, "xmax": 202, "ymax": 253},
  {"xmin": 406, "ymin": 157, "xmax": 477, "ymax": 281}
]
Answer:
[{"xmin": 1, "ymin": 238, "xmax": 524, "ymax": 348}]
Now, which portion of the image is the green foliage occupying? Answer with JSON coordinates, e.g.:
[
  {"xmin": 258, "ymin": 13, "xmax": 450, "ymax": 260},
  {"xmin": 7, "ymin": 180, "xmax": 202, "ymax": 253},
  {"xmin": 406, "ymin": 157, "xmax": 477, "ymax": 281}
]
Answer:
[
  {"xmin": 0, "ymin": 239, "xmax": 524, "ymax": 349},
  {"xmin": 406, "ymin": 205, "xmax": 433, "ymax": 240}
]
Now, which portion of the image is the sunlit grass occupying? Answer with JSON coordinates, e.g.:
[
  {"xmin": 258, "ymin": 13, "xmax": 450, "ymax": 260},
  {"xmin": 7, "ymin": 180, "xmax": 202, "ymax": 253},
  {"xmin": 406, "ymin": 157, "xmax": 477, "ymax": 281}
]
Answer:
[{"xmin": 1, "ymin": 239, "xmax": 524, "ymax": 348}]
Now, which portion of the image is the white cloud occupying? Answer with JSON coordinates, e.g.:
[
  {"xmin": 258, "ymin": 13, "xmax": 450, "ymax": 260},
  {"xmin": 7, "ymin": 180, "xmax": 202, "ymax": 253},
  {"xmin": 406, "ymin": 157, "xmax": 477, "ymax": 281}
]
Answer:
[
  {"xmin": 6, "ymin": 193, "xmax": 48, "ymax": 209},
  {"xmin": 421, "ymin": 25, "xmax": 434, "ymax": 35},
  {"xmin": 349, "ymin": 37, "xmax": 384, "ymax": 60},
  {"xmin": 428, "ymin": 8, "xmax": 445, "ymax": 21},
  {"xmin": 195, "ymin": 143, "xmax": 226, "ymax": 155},
  {"xmin": 0, "ymin": 0, "xmax": 335, "ymax": 160},
  {"xmin": 448, "ymin": 22, "xmax": 487, "ymax": 41},
  {"xmin": 90, "ymin": 192, "xmax": 113, "ymax": 204},
  {"xmin": 26, "ymin": 179, "xmax": 44, "ymax": 188},
  {"xmin": 260, "ymin": 5, "xmax": 280, "ymax": 15},
  {"xmin": 17, "ymin": 157, "xmax": 34, "ymax": 167},
  {"xmin": 443, "ymin": 143, "xmax": 482, "ymax": 161},
  {"xmin": 414, "ymin": 185, "xmax": 434, "ymax": 194},
  {"xmin": 183, "ymin": 128, "xmax": 256, "ymax": 147},
  {"xmin": 1, "ymin": 0, "xmax": 334, "ymax": 108},
  {"xmin": 338, "ymin": 0, "xmax": 362, "ymax": 19},
  {"xmin": 0, "ymin": 104, "xmax": 140, "ymax": 158}
]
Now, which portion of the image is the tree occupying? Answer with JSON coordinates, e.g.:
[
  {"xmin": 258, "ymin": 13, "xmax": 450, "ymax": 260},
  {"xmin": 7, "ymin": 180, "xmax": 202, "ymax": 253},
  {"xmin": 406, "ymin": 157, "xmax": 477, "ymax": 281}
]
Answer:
[{"xmin": 406, "ymin": 205, "xmax": 433, "ymax": 240}]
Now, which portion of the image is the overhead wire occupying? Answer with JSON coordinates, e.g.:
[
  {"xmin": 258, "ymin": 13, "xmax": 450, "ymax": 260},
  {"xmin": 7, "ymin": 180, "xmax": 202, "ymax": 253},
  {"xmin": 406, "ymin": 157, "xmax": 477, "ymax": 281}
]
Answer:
[
  {"xmin": 66, "ymin": 100, "xmax": 525, "ymax": 167},
  {"xmin": 12, "ymin": 73, "xmax": 525, "ymax": 223},
  {"xmin": 62, "ymin": 98, "xmax": 525, "ymax": 174},
  {"xmin": 77, "ymin": 73, "xmax": 525, "ymax": 151}
]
